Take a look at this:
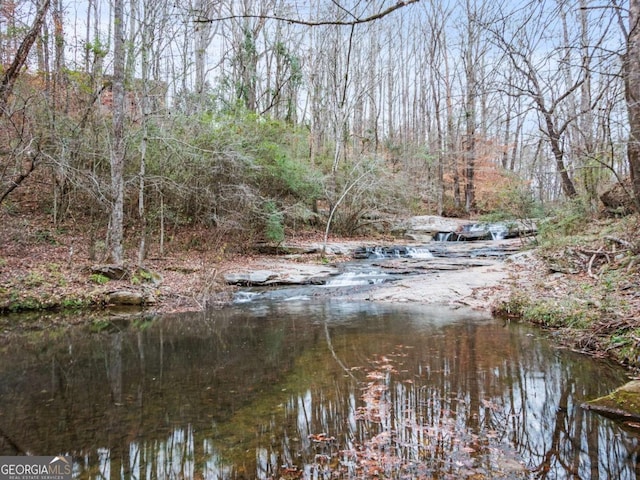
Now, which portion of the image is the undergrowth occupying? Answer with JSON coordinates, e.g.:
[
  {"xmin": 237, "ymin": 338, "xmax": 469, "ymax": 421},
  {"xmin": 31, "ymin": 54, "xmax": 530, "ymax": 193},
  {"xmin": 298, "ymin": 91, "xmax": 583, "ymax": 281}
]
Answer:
[{"xmin": 495, "ymin": 208, "xmax": 640, "ymax": 369}]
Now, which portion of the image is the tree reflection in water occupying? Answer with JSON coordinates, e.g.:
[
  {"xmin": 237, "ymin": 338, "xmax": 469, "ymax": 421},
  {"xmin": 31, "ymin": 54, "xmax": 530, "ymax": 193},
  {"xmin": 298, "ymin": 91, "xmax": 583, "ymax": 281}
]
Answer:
[{"xmin": 0, "ymin": 302, "xmax": 637, "ymax": 479}]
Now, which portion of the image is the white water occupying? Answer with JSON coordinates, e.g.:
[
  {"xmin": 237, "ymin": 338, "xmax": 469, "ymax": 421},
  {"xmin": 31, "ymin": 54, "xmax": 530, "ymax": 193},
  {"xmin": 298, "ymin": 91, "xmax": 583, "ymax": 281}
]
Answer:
[
  {"xmin": 360, "ymin": 246, "xmax": 434, "ymax": 258},
  {"xmin": 284, "ymin": 295, "xmax": 311, "ymax": 302},
  {"xmin": 366, "ymin": 247, "xmax": 388, "ymax": 259},
  {"xmin": 436, "ymin": 222, "xmax": 511, "ymax": 242},
  {"xmin": 324, "ymin": 271, "xmax": 389, "ymax": 287},
  {"xmin": 435, "ymin": 232, "xmax": 454, "ymax": 242},
  {"xmin": 234, "ymin": 291, "xmax": 263, "ymax": 303},
  {"xmin": 406, "ymin": 247, "xmax": 434, "ymax": 259},
  {"xmin": 489, "ymin": 223, "xmax": 508, "ymax": 240}
]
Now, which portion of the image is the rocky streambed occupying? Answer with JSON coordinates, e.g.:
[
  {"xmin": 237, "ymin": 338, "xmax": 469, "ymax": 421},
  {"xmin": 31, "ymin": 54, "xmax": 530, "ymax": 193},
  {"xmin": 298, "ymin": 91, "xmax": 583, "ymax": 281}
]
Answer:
[{"xmin": 224, "ymin": 237, "xmax": 531, "ymax": 310}]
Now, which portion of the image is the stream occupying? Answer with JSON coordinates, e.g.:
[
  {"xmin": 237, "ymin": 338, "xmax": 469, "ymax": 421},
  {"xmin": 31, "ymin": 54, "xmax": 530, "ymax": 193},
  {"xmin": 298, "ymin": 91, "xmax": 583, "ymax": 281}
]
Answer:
[
  {"xmin": 0, "ymin": 300, "xmax": 637, "ymax": 479},
  {"xmin": 230, "ymin": 239, "xmax": 523, "ymax": 305},
  {"xmin": 0, "ymin": 235, "xmax": 637, "ymax": 479}
]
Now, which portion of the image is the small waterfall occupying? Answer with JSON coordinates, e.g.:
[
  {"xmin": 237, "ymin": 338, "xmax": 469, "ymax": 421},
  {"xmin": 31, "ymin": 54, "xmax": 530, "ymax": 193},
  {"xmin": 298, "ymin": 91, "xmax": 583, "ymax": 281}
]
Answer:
[
  {"xmin": 437, "ymin": 222, "xmax": 511, "ymax": 242},
  {"xmin": 353, "ymin": 245, "xmax": 433, "ymax": 259},
  {"xmin": 489, "ymin": 223, "xmax": 508, "ymax": 240},
  {"xmin": 435, "ymin": 232, "xmax": 454, "ymax": 242},
  {"xmin": 466, "ymin": 223, "xmax": 489, "ymax": 234},
  {"xmin": 406, "ymin": 247, "xmax": 434, "ymax": 259},
  {"xmin": 365, "ymin": 246, "xmax": 387, "ymax": 258}
]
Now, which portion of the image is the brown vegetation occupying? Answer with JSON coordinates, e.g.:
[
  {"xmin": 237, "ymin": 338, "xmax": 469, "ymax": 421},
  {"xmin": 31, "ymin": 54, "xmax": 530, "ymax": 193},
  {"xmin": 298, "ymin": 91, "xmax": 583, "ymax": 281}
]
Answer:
[
  {"xmin": 494, "ymin": 214, "xmax": 640, "ymax": 369},
  {"xmin": 0, "ymin": 207, "xmax": 232, "ymax": 316}
]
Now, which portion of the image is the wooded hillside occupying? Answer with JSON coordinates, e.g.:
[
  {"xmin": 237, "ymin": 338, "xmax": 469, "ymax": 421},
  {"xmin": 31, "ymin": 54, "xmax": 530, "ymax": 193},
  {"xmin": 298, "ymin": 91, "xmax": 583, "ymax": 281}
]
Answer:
[{"xmin": 0, "ymin": 0, "xmax": 639, "ymax": 263}]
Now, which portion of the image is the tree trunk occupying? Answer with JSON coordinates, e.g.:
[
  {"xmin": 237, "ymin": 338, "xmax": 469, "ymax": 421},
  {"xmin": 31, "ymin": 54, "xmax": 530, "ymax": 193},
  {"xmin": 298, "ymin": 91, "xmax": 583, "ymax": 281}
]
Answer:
[
  {"xmin": 110, "ymin": 0, "xmax": 126, "ymax": 265},
  {"xmin": 464, "ymin": 60, "xmax": 476, "ymax": 213},
  {"xmin": 626, "ymin": 0, "xmax": 640, "ymax": 211},
  {"xmin": 543, "ymin": 111, "xmax": 578, "ymax": 198}
]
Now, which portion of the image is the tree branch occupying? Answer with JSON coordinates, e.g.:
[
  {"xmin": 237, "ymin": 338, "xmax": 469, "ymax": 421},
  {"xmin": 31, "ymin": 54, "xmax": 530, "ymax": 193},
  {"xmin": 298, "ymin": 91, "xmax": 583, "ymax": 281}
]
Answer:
[
  {"xmin": 194, "ymin": 0, "xmax": 420, "ymax": 27},
  {"xmin": 0, "ymin": 0, "xmax": 51, "ymax": 116},
  {"xmin": 0, "ymin": 152, "xmax": 39, "ymax": 205}
]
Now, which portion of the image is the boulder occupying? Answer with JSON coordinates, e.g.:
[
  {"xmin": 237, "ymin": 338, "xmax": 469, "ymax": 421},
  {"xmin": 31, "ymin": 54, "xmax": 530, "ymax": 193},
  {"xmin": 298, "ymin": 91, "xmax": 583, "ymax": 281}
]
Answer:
[
  {"xmin": 407, "ymin": 215, "xmax": 468, "ymax": 234},
  {"xmin": 91, "ymin": 264, "xmax": 130, "ymax": 280},
  {"xmin": 398, "ymin": 216, "xmax": 464, "ymax": 242},
  {"xmin": 600, "ymin": 179, "xmax": 636, "ymax": 215},
  {"xmin": 582, "ymin": 380, "xmax": 640, "ymax": 429},
  {"xmin": 107, "ymin": 290, "xmax": 157, "ymax": 306}
]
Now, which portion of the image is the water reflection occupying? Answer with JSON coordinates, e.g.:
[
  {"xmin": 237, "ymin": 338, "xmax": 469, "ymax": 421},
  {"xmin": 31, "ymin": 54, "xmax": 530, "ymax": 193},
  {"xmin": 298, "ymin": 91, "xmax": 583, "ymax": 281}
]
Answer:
[{"xmin": 0, "ymin": 302, "xmax": 637, "ymax": 479}]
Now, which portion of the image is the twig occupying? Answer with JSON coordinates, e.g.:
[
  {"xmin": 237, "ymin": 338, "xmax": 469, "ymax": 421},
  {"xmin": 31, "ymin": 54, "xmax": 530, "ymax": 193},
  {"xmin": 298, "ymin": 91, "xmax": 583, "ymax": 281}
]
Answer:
[
  {"xmin": 577, "ymin": 247, "xmax": 611, "ymax": 256},
  {"xmin": 587, "ymin": 250, "xmax": 600, "ymax": 279},
  {"xmin": 605, "ymin": 235, "xmax": 636, "ymax": 252},
  {"xmin": 195, "ymin": 0, "xmax": 419, "ymax": 27},
  {"xmin": 0, "ymin": 152, "xmax": 39, "ymax": 205}
]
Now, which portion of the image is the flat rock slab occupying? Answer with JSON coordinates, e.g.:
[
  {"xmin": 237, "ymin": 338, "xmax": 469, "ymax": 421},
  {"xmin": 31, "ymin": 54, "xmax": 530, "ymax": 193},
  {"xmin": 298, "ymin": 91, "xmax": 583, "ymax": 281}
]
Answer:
[
  {"xmin": 254, "ymin": 243, "xmax": 354, "ymax": 256},
  {"xmin": 346, "ymin": 261, "xmax": 511, "ymax": 308},
  {"xmin": 346, "ymin": 249, "xmax": 535, "ymax": 308},
  {"xmin": 225, "ymin": 264, "xmax": 338, "ymax": 286},
  {"xmin": 374, "ymin": 257, "xmax": 497, "ymax": 273},
  {"xmin": 225, "ymin": 270, "xmax": 279, "ymax": 285}
]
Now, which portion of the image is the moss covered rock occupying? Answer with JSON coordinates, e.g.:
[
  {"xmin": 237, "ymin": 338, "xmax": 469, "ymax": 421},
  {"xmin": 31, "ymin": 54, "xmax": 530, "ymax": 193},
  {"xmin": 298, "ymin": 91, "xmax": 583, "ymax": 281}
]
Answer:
[{"xmin": 583, "ymin": 381, "xmax": 640, "ymax": 429}]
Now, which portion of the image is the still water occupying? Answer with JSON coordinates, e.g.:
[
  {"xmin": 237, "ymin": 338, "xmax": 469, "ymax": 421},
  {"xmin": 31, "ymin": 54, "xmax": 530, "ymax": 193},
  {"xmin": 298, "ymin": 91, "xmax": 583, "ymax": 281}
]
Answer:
[{"xmin": 0, "ymin": 301, "xmax": 637, "ymax": 479}]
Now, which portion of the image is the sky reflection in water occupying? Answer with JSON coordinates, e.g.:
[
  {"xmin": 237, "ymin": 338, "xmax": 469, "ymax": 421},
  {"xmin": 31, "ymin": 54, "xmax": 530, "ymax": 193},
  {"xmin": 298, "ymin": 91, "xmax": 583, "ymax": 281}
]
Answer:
[{"xmin": 0, "ymin": 301, "xmax": 637, "ymax": 479}]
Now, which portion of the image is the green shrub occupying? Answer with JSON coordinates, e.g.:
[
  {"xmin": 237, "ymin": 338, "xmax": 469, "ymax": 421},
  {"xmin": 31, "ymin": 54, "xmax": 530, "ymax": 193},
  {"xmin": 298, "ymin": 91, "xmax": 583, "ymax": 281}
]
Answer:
[
  {"xmin": 89, "ymin": 273, "xmax": 110, "ymax": 285},
  {"xmin": 262, "ymin": 155, "xmax": 322, "ymax": 201},
  {"xmin": 23, "ymin": 272, "xmax": 45, "ymax": 287},
  {"xmin": 61, "ymin": 298, "xmax": 89, "ymax": 309},
  {"xmin": 496, "ymin": 293, "xmax": 600, "ymax": 329},
  {"xmin": 264, "ymin": 201, "xmax": 285, "ymax": 244},
  {"xmin": 538, "ymin": 198, "xmax": 591, "ymax": 240}
]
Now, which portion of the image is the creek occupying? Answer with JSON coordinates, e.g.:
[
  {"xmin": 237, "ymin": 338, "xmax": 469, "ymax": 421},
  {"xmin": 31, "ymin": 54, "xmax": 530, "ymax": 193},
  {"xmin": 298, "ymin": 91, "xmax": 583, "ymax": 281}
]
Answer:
[
  {"xmin": 229, "ymin": 239, "xmax": 523, "ymax": 305},
  {"xmin": 0, "ymin": 300, "xmax": 637, "ymax": 479}
]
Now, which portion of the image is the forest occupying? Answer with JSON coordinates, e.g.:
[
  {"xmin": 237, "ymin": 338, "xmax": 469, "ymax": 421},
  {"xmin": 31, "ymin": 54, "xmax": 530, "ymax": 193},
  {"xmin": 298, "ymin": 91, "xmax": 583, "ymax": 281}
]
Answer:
[
  {"xmin": 1, "ymin": 0, "xmax": 640, "ymax": 264},
  {"xmin": 4, "ymin": 3, "xmax": 640, "ymax": 472}
]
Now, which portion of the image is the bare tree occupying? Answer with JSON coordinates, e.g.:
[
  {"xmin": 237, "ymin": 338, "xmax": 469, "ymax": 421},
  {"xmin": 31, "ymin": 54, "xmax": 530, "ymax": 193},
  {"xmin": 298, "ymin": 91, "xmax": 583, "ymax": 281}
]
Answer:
[
  {"xmin": 488, "ymin": 1, "xmax": 621, "ymax": 202},
  {"xmin": 488, "ymin": 3, "xmax": 579, "ymax": 198},
  {"xmin": 192, "ymin": 0, "xmax": 220, "ymax": 104},
  {"xmin": 0, "ymin": 0, "xmax": 50, "ymax": 206},
  {"xmin": 110, "ymin": 0, "xmax": 126, "ymax": 264},
  {"xmin": 460, "ymin": 0, "xmax": 484, "ymax": 213}
]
